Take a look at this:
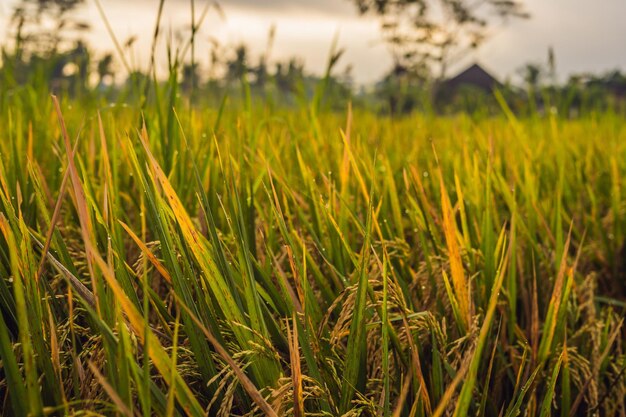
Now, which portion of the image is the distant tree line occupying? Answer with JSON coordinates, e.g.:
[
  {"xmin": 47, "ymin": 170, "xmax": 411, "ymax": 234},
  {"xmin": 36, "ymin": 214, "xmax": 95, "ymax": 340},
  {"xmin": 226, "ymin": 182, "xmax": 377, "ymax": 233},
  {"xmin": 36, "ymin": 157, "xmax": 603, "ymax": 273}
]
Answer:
[{"xmin": 2, "ymin": 0, "xmax": 626, "ymax": 116}]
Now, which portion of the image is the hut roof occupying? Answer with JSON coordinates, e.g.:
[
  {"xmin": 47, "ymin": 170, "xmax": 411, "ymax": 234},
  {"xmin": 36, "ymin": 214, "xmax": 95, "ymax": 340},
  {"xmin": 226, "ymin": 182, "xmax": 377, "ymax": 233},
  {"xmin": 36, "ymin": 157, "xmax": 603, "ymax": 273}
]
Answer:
[{"xmin": 444, "ymin": 63, "xmax": 501, "ymax": 92}]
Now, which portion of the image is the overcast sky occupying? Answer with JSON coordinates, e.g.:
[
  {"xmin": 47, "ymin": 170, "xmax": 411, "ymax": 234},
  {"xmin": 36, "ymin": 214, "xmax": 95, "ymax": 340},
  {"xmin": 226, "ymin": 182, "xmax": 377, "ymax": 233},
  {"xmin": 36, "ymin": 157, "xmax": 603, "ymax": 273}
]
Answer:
[{"xmin": 1, "ymin": 0, "xmax": 625, "ymax": 85}]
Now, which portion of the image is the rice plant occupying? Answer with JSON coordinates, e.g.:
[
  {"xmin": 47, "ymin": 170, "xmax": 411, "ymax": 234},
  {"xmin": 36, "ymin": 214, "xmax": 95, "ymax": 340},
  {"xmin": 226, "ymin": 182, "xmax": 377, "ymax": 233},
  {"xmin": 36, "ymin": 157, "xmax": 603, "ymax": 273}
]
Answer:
[{"xmin": 0, "ymin": 51, "xmax": 624, "ymax": 417}]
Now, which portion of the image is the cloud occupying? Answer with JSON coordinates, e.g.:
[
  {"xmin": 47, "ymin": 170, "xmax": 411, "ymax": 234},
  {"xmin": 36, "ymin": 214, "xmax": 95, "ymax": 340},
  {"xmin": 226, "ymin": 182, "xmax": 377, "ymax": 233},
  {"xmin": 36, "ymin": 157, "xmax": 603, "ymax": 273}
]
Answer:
[
  {"xmin": 219, "ymin": 0, "xmax": 355, "ymax": 14},
  {"xmin": 128, "ymin": 0, "xmax": 356, "ymax": 17}
]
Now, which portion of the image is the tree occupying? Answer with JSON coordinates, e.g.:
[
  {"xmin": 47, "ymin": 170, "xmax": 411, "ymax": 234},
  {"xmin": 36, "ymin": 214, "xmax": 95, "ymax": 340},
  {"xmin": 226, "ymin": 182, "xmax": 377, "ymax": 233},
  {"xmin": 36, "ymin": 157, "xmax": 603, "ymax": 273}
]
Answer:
[
  {"xmin": 10, "ymin": 0, "xmax": 88, "ymax": 57},
  {"xmin": 181, "ymin": 62, "xmax": 200, "ymax": 93},
  {"xmin": 352, "ymin": 0, "xmax": 529, "ymax": 81},
  {"xmin": 225, "ymin": 45, "xmax": 249, "ymax": 83},
  {"xmin": 275, "ymin": 58, "xmax": 305, "ymax": 96},
  {"xmin": 252, "ymin": 25, "xmax": 276, "ymax": 92},
  {"xmin": 97, "ymin": 53, "xmax": 115, "ymax": 87},
  {"xmin": 3, "ymin": 0, "xmax": 90, "ymax": 90},
  {"xmin": 517, "ymin": 62, "xmax": 542, "ymax": 111},
  {"xmin": 520, "ymin": 63, "xmax": 542, "ymax": 90},
  {"xmin": 374, "ymin": 62, "xmax": 431, "ymax": 113}
]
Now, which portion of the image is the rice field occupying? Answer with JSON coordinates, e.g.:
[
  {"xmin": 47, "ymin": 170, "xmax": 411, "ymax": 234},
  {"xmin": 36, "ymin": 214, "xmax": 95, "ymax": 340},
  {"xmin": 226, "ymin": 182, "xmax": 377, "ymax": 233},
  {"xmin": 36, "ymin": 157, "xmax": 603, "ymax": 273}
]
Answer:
[{"xmin": 0, "ymin": 87, "xmax": 624, "ymax": 416}]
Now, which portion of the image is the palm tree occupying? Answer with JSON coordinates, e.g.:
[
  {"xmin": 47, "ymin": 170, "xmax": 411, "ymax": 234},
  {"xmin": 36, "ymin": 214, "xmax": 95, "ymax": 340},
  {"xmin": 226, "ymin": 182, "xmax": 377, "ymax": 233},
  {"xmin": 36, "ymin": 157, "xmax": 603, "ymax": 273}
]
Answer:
[
  {"xmin": 226, "ymin": 45, "xmax": 248, "ymax": 83},
  {"xmin": 97, "ymin": 53, "xmax": 114, "ymax": 87}
]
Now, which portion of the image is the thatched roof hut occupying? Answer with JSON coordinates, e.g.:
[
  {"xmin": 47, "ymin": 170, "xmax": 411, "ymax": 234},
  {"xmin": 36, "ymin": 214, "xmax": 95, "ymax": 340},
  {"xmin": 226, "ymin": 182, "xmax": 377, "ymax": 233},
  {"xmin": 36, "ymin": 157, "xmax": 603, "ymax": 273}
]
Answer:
[{"xmin": 443, "ymin": 63, "xmax": 501, "ymax": 92}]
